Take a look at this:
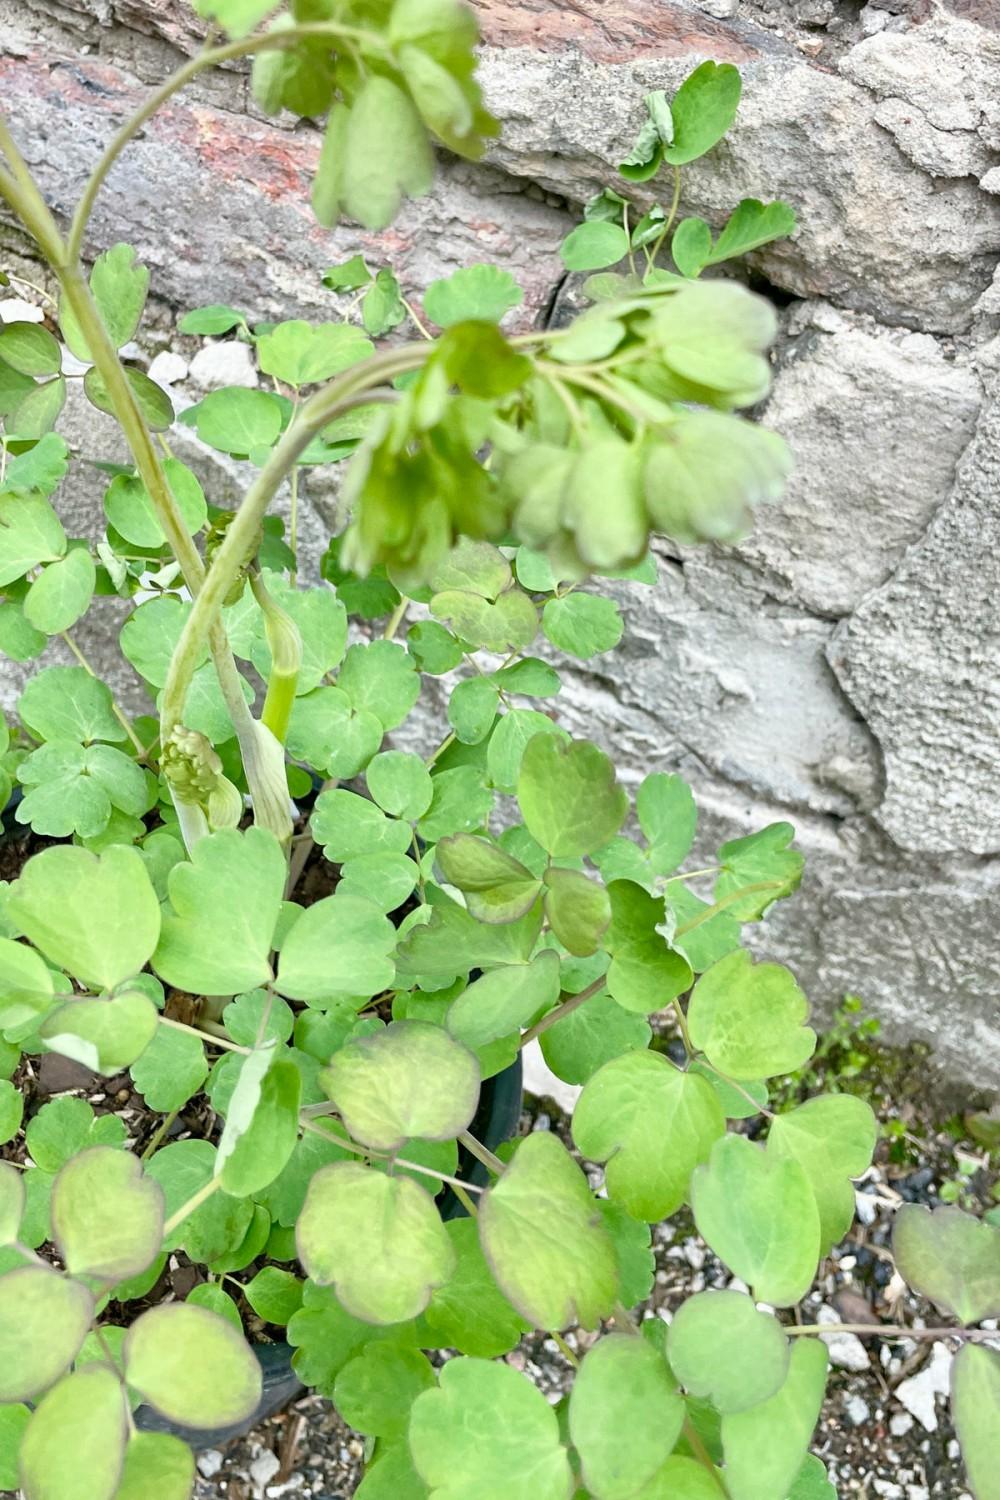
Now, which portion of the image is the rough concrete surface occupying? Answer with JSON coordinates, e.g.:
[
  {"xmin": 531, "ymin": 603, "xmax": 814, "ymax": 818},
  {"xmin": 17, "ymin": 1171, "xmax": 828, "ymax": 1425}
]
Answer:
[{"xmin": 1, "ymin": 0, "xmax": 999, "ymax": 1084}]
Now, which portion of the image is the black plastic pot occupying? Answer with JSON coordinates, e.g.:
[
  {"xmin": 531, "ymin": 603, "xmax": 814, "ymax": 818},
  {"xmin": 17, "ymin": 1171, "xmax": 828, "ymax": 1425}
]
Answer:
[{"xmin": 135, "ymin": 1054, "xmax": 524, "ymax": 1449}]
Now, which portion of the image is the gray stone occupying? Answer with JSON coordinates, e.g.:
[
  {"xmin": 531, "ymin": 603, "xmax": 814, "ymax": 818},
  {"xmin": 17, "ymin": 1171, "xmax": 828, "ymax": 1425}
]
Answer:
[
  {"xmin": 723, "ymin": 303, "xmax": 982, "ymax": 616},
  {"xmin": 146, "ymin": 349, "xmax": 188, "ymax": 385},
  {"xmin": 818, "ymin": 1303, "xmax": 872, "ymax": 1371},
  {"xmin": 894, "ymin": 1344, "xmax": 953, "ymax": 1432},
  {"xmin": 831, "ymin": 392, "xmax": 1000, "ymax": 855}
]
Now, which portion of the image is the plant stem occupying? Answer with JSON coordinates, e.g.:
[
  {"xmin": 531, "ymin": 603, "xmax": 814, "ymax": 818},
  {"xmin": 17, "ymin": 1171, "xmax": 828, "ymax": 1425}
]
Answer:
[
  {"xmin": 786, "ymin": 1323, "xmax": 996, "ymax": 1343},
  {"xmin": 450, "ymin": 1182, "xmax": 480, "ymax": 1218},
  {"xmin": 382, "ymin": 598, "xmax": 409, "ymax": 640},
  {"xmin": 550, "ymin": 1330, "xmax": 579, "ymax": 1368},
  {"xmin": 458, "ymin": 1130, "xmax": 506, "ymax": 1179},
  {"xmin": 162, "ymin": 1174, "xmax": 223, "ymax": 1237},
  {"xmin": 158, "ymin": 1014, "xmax": 249, "ymax": 1054},
  {"xmin": 613, "ymin": 1301, "xmax": 640, "ymax": 1335},
  {"xmin": 671, "ymin": 997, "xmax": 693, "ymax": 1055},
  {"xmin": 683, "ymin": 1417, "xmax": 729, "ymax": 1497},
  {"xmin": 298, "ymin": 1115, "xmax": 485, "ymax": 1195},
  {"xmin": 425, "ymin": 731, "xmax": 456, "ymax": 768},
  {"xmin": 662, "ymin": 866, "xmax": 720, "ymax": 886},
  {"xmin": 673, "ymin": 881, "xmax": 784, "ymax": 938},
  {"xmin": 520, "ymin": 976, "xmax": 606, "ymax": 1048},
  {"xmin": 159, "ymin": 366, "xmax": 424, "ymax": 747},
  {"xmin": 141, "ymin": 1108, "xmax": 180, "ymax": 1162}
]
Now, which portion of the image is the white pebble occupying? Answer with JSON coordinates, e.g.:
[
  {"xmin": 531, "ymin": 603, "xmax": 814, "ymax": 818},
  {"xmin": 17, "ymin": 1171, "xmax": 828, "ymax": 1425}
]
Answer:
[
  {"xmin": 846, "ymin": 1394, "xmax": 870, "ymax": 1426},
  {"xmin": 189, "ymin": 339, "xmax": 258, "ymax": 389},
  {"xmin": 895, "ymin": 1344, "xmax": 954, "ymax": 1432},
  {"xmin": 250, "ymin": 1449, "xmax": 281, "ymax": 1495},
  {"xmin": 817, "ymin": 1305, "xmax": 870, "ymax": 1372},
  {"xmin": 0, "ymin": 297, "xmax": 44, "ymax": 323},
  {"xmin": 197, "ymin": 1450, "xmax": 224, "ymax": 1478},
  {"xmin": 890, "ymin": 1412, "xmax": 914, "ymax": 1437},
  {"xmin": 148, "ymin": 350, "xmax": 190, "ymax": 386}
]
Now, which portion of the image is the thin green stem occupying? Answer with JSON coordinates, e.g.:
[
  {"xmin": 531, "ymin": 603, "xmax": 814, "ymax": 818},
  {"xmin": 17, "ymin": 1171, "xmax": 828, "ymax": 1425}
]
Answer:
[
  {"xmin": 457, "ymin": 1130, "xmax": 506, "ymax": 1179},
  {"xmin": 550, "ymin": 1331, "xmax": 579, "ymax": 1368},
  {"xmin": 673, "ymin": 881, "xmax": 783, "ymax": 938},
  {"xmin": 298, "ymin": 1115, "xmax": 485, "ymax": 1195},
  {"xmin": 160, "ymin": 361, "xmax": 425, "ymax": 746},
  {"xmin": 450, "ymin": 1182, "xmax": 480, "ymax": 1218},
  {"xmin": 158, "ymin": 1014, "xmax": 249, "ymax": 1054},
  {"xmin": 661, "ymin": 865, "xmax": 720, "ymax": 886},
  {"xmin": 671, "ymin": 997, "xmax": 693, "ymax": 1056},
  {"xmin": 612, "ymin": 1301, "xmax": 640, "ymax": 1335},
  {"xmin": 66, "ymin": 22, "xmax": 391, "ymax": 264},
  {"xmin": 425, "ymin": 731, "xmax": 456, "ymax": 768},
  {"xmin": 141, "ymin": 1108, "xmax": 180, "ymax": 1162},
  {"xmin": 401, "ymin": 298, "xmax": 433, "ymax": 340},
  {"xmin": 786, "ymin": 1323, "xmax": 995, "ymax": 1343},
  {"xmin": 162, "ymin": 1174, "xmax": 223, "ymax": 1238},
  {"xmin": 683, "ymin": 1417, "xmax": 729, "ymax": 1497},
  {"xmin": 520, "ymin": 976, "xmax": 606, "ymax": 1048},
  {"xmin": 647, "ymin": 166, "xmax": 683, "ymax": 268},
  {"xmin": 382, "ymin": 597, "xmax": 409, "ymax": 640}
]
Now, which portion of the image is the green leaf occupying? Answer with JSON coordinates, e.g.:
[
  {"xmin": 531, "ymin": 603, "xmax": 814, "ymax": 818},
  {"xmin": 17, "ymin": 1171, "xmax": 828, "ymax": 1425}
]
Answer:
[
  {"xmin": 0, "ymin": 1266, "xmax": 93, "ymax": 1401},
  {"xmin": 153, "ymin": 828, "xmax": 285, "ymax": 995},
  {"xmin": 517, "ymin": 736, "xmax": 627, "ymax": 859},
  {"xmin": 643, "ymin": 411, "xmax": 791, "ymax": 544},
  {"xmin": 487, "ymin": 710, "xmax": 568, "ymax": 794},
  {"xmin": 573, "ymin": 1050, "xmax": 724, "ymax": 1221},
  {"xmin": 542, "ymin": 594, "xmax": 623, "ymax": 660},
  {"xmin": 0, "ymin": 1160, "xmax": 23, "ymax": 1239},
  {"xmin": 394, "ymin": 896, "xmax": 542, "ymax": 983},
  {"xmin": 60, "ymin": 244, "xmax": 149, "ymax": 358},
  {"xmin": 561, "ymin": 222, "xmax": 629, "ymax": 272},
  {"xmin": 0, "ymin": 1403, "xmax": 29, "ymax": 1492},
  {"xmin": 691, "ymin": 1135, "xmax": 821, "ymax": 1306},
  {"xmin": 418, "ymin": 766, "xmax": 494, "ymax": 843},
  {"xmin": 892, "ymin": 1205, "xmax": 1000, "ymax": 1325},
  {"xmin": 689, "ymin": 1060, "xmax": 768, "ymax": 1120},
  {"xmin": 362, "ymin": 268, "xmax": 407, "ymax": 337},
  {"xmin": 11, "ymin": 374, "xmax": 68, "ymax": 439},
  {"xmin": 637, "ymin": 773, "xmax": 697, "ymax": 875},
  {"xmin": 131, "ymin": 1024, "xmax": 207, "ymax": 1111},
  {"xmin": 216, "ymin": 1049, "xmax": 301, "ymax": 1196},
  {"xmin": 178, "ymin": 303, "xmax": 246, "ymax": 334},
  {"xmin": 244, "ymin": 1265, "xmax": 304, "ymax": 1326},
  {"xmin": 539, "ymin": 987, "xmax": 649, "ymax": 1085},
  {"xmin": 0, "ymin": 600, "xmax": 46, "ymax": 661},
  {"xmin": 0, "ymin": 931, "xmax": 55, "ymax": 1034},
  {"xmin": 367, "ymin": 750, "xmax": 433, "ymax": 821},
  {"xmin": 341, "ymin": 76, "xmax": 434, "ymax": 230},
  {"xmin": 193, "ymin": 0, "xmax": 279, "ymax": 37},
  {"xmin": 431, "ymin": 587, "xmax": 538, "ymax": 655},
  {"xmin": 446, "ymin": 951, "xmax": 560, "ymax": 1049},
  {"xmin": 0, "ymin": 492, "xmax": 66, "ymax": 586},
  {"xmin": 447, "ymin": 676, "xmax": 499, "ymax": 745},
  {"xmin": 687, "ymin": 951, "xmax": 816, "ymax": 1080},
  {"xmin": 788, "ymin": 1455, "xmax": 837, "ymax": 1500},
  {"xmin": 543, "ymin": 868, "xmax": 611, "ymax": 956},
  {"xmin": 17, "ymin": 666, "xmax": 123, "ymax": 744},
  {"xmin": 0, "ymin": 321, "xmax": 61, "ymax": 376},
  {"xmin": 435, "ymin": 834, "xmax": 542, "ymax": 924},
  {"xmin": 668, "ymin": 1290, "xmax": 789, "ymax": 1414},
  {"xmin": 338, "ymin": 852, "xmax": 419, "ymax": 913},
  {"xmin": 721, "ymin": 1339, "xmax": 828, "ymax": 1500},
  {"xmin": 769, "ymin": 1095, "xmax": 877, "ymax": 1255},
  {"xmin": 409, "ymin": 1357, "xmax": 573, "ymax": 1500},
  {"xmin": 321, "ymin": 1019, "xmax": 480, "ymax": 1150},
  {"xmin": 145, "ymin": 1139, "xmax": 251, "ymax": 1262},
  {"xmin": 223, "ymin": 988, "xmax": 293, "ymax": 1047},
  {"xmin": 24, "ymin": 1096, "xmax": 124, "ymax": 1173},
  {"xmin": 182, "ymin": 388, "xmax": 284, "ymax": 456},
  {"xmin": 114, "ymin": 1432, "xmax": 195, "ymax": 1500},
  {"xmin": 104, "ymin": 459, "xmax": 207, "ymax": 548},
  {"xmin": 124, "ymin": 1303, "xmax": 262, "ymax": 1429},
  {"xmin": 419, "ymin": 1218, "xmax": 529, "ymax": 1358},
  {"xmin": 666, "ymin": 884, "xmax": 742, "ymax": 972},
  {"xmin": 3, "ymin": 433, "xmax": 68, "ymax": 498},
  {"xmin": 338, "ymin": 640, "xmax": 419, "ymax": 731},
  {"xmin": 188, "ymin": 1282, "xmax": 243, "ymax": 1329},
  {"xmin": 9, "ymin": 845, "xmax": 160, "ymax": 991},
  {"xmin": 334, "ymin": 1344, "xmax": 435, "ymax": 1438},
  {"xmin": 277, "ymin": 892, "xmax": 397, "ymax": 1002},
  {"xmin": 570, "ymin": 1334, "xmax": 685, "ymax": 1500},
  {"xmin": 297, "ymin": 1162, "xmax": 454, "ymax": 1323},
  {"xmin": 39, "ymin": 991, "xmax": 158, "ymax": 1075},
  {"xmin": 16, "ymin": 742, "xmax": 146, "ymax": 839},
  {"xmin": 19, "ymin": 1364, "xmax": 128, "ymax": 1500},
  {"xmin": 603, "ymin": 880, "xmax": 692, "ymax": 1015},
  {"xmin": 51, "ymin": 1146, "xmax": 163, "ymax": 1282},
  {"xmin": 257, "ymin": 320, "xmax": 373, "ymax": 386},
  {"xmin": 424, "ymin": 265, "xmax": 523, "ymax": 327},
  {"xmin": 715, "ymin": 822, "xmax": 804, "ymax": 919},
  {"xmin": 288, "ymin": 687, "xmax": 382, "ymax": 778},
  {"xmin": 952, "ymin": 1343, "xmax": 1000, "ymax": 1500},
  {"xmin": 662, "ymin": 61, "xmax": 741, "ymax": 165},
  {"xmin": 706, "ymin": 198, "xmax": 797, "ymax": 264},
  {"xmin": 311, "ymin": 789, "xmax": 412, "ymax": 862},
  {"xmin": 407, "ymin": 619, "xmax": 463, "ymax": 675},
  {"xmin": 671, "ymin": 217, "xmax": 713, "ymax": 278},
  {"xmin": 479, "ymin": 1130, "xmax": 617, "ymax": 1330},
  {"xmin": 322, "ymin": 256, "xmax": 372, "ymax": 291},
  {"xmin": 84, "ymin": 364, "xmax": 173, "ymax": 432}
]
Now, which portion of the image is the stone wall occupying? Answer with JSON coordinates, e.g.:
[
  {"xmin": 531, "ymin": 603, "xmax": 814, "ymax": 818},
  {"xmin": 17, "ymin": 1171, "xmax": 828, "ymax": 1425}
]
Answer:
[{"xmin": 1, "ymin": 0, "xmax": 999, "ymax": 1084}]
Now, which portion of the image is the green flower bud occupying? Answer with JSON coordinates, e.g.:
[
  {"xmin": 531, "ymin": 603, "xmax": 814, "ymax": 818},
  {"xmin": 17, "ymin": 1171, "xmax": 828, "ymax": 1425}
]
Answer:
[{"xmin": 162, "ymin": 727, "xmax": 224, "ymax": 806}]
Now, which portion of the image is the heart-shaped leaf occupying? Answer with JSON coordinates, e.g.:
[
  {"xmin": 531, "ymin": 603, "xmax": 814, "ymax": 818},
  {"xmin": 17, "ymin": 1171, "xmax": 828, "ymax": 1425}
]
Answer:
[
  {"xmin": 39, "ymin": 991, "xmax": 158, "ymax": 1075},
  {"xmin": 769, "ymin": 1095, "xmax": 877, "ymax": 1254},
  {"xmin": 543, "ymin": 867, "xmax": 611, "ymax": 956},
  {"xmin": 479, "ymin": 1131, "xmax": 618, "ymax": 1330},
  {"xmin": 124, "ymin": 1303, "xmax": 262, "ymax": 1429},
  {"xmin": 570, "ymin": 1334, "xmax": 685, "ymax": 1499},
  {"xmin": 951, "ymin": 1343, "xmax": 1000, "ymax": 1500},
  {"xmin": 297, "ymin": 1162, "xmax": 454, "ymax": 1323},
  {"xmin": 573, "ymin": 1050, "xmax": 724, "ymax": 1222},
  {"xmin": 688, "ymin": 949, "xmax": 816, "ymax": 1080},
  {"xmin": 691, "ymin": 1134, "xmax": 821, "ymax": 1307},
  {"xmin": 0, "ymin": 1266, "xmax": 94, "ymax": 1401},
  {"xmin": 333, "ymin": 1344, "xmax": 435, "ymax": 1439},
  {"xmin": 114, "ymin": 1432, "xmax": 195, "ymax": 1500},
  {"xmin": 418, "ymin": 1218, "xmax": 530, "ymax": 1358},
  {"xmin": 216, "ymin": 1048, "xmax": 302, "ymax": 1197},
  {"xmin": 446, "ymin": 951, "xmax": 560, "ymax": 1049},
  {"xmin": 436, "ymin": 834, "xmax": 543, "ymax": 924},
  {"xmin": 410, "ymin": 1357, "xmax": 573, "ymax": 1500},
  {"xmin": 431, "ymin": 587, "xmax": 538, "ymax": 654},
  {"xmin": 715, "ymin": 822, "xmax": 803, "ymax": 920},
  {"xmin": 893, "ymin": 1205, "xmax": 1000, "ymax": 1325},
  {"xmin": 517, "ymin": 736, "xmax": 627, "ymax": 859},
  {"xmin": 276, "ymin": 892, "xmax": 397, "ymax": 1004},
  {"xmin": 667, "ymin": 1290, "xmax": 789, "ymax": 1413},
  {"xmin": 321, "ymin": 1019, "xmax": 480, "ymax": 1151},
  {"xmin": 721, "ymin": 1339, "xmax": 828, "ymax": 1500},
  {"xmin": 19, "ymin": 1364, "xmax": 128, "ymax": 1500},
  {"xmin": 51, "ymin": 1146, "xmax": 164, "ymax": 1283}
]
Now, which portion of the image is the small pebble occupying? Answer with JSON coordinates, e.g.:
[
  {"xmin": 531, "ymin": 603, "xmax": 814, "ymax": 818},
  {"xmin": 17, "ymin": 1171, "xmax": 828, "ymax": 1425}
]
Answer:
[
  {"xmin": 189, "ymin": 339, "xmax": 258, "ymax": 389},
  {"xmin": 890, "ymin": 1412, "xmax": 914, "ymax": 1437},
  {"xmin": 148, "ymin": 350, "xmax": 190, "ymax": 386},
  {"xmin": 845, "ymin": 1394, "xmax": 870, "ymax": 1426},
  {"xmin": 250, "ymin": 1449, "xmax": 281, "ymax": 1492},
  {"xmin": 197, "ymin": 1450, "xmax": 224, "ymax": 1478}
]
